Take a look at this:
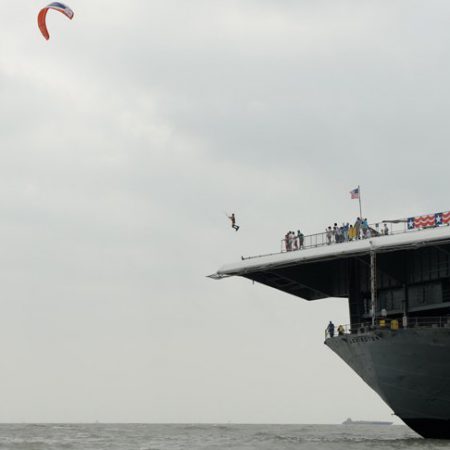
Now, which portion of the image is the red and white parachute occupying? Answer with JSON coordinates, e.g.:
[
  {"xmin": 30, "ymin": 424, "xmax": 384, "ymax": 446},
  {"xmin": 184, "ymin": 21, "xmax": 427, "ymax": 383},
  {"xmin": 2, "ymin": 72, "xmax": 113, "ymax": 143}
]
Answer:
[{"xmin": 38, "ymin": 2, "xmax": 74, "ymax": 40}]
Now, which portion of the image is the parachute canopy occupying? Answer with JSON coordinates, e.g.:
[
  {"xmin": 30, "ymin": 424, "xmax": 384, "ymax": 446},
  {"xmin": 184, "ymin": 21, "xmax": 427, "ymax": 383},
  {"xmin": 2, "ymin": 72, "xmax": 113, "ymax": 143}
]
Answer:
[{"xmin": 38, "ymin": 2, "xmax": 74, "ymax": 40}]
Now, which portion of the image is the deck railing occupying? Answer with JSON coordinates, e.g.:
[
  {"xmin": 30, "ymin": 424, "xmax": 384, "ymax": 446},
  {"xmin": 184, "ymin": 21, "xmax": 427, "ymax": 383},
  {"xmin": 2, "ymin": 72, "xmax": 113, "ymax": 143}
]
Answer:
[
  {"xmin": 242, "ymin": 210, "xmax": 450, "ymax": 261},
  {"xmin": 281, "ymin": 222, "xmax": 399, "ymax": 253},
  {"xmin": 324, "ymin": 316, "xmax": 450, "ymax": 339},
  {"xmin": 282, "ymin": 211, "xmax": 450, "ymax": 254}
]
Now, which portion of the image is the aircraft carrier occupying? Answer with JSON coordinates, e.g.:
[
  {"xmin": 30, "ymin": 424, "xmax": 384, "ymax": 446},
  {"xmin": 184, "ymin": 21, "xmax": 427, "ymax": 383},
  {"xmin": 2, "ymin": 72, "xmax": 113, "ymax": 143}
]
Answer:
[{"xmin": 210, "ymin": 211, "xmax": 450, "ymax": 439}]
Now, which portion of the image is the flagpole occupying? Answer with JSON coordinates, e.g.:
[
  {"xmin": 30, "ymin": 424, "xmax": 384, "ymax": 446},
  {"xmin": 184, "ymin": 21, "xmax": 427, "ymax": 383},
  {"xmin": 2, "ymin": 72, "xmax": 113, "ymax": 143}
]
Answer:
[{"xmin": 358, "ymin": 185, "xmax": 363, "ymax": 219}]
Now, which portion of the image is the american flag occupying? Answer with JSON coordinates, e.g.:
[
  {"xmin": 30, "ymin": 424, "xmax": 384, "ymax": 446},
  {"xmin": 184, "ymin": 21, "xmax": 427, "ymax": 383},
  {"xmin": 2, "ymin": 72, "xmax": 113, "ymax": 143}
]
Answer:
[{"xmin": 350, "ymin": 187, "xmax": 360, "ymax": 199}]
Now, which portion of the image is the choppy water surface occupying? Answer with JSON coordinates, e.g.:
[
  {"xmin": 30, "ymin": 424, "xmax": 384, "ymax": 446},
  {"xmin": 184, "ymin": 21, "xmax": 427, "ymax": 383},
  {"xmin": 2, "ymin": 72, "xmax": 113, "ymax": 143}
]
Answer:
[{"xmin": 0, "ymin": 423, "xmax": 444, "ymax": 450}]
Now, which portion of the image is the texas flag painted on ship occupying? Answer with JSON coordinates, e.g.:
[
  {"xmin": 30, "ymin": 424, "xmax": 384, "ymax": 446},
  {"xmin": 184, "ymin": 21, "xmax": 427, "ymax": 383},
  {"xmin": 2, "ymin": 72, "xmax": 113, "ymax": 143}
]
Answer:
[
  {"xmin": 408, "ymin": 214, "xmax": 435, "ymax": 229},
  {"xmin": 407, "ymin": 212, "xmax": 450, "ymax": 229}
]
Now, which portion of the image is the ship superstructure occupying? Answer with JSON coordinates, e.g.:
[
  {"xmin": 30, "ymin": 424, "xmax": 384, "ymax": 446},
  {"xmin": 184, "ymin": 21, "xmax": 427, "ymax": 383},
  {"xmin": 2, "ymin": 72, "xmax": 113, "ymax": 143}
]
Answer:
[{"xmin": 211, "ymin": 212, "xmax": 450, "ymax": 438}]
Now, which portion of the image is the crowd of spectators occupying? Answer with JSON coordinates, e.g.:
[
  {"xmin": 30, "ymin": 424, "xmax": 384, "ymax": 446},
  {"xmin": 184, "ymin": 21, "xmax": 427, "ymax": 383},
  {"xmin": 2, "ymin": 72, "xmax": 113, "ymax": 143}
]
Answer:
[
  {"xmin": 284, "ymin": 230, "xmax": 305, "ymax": 251},
  {"xmin": 284, "ymin": 218, "xmax": 390, "ymax": 252}
]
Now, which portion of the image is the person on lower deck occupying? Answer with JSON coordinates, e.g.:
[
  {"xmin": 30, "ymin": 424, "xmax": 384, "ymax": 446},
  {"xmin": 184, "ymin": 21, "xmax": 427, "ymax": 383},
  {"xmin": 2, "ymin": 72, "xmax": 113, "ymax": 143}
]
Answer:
[{"xmin": 327, "ymin": 321, "xmax": 335, "ymax": 338}]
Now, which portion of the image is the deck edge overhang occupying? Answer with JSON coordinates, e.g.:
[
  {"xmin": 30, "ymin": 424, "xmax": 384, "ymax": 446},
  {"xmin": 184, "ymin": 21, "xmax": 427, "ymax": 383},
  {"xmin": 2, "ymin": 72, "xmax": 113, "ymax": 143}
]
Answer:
[{"xmin": 210, "ymin": 226, "xmax": 450, "ymax": 279}]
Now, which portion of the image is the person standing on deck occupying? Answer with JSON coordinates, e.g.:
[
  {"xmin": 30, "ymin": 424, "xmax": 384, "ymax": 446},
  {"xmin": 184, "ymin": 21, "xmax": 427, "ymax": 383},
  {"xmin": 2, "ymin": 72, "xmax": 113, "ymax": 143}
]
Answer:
[
  {"xmin": 354, "ymin": 217, "xmax": 361, "ymax": 239},
  {"xmin": 336, "ymin": 225, "xmax": 342, "ymax": 243},
  {"xmin": 362, "ymin": 218, "xmax": 369, "ymax": 238},
  {"xmin": 298, "ymin": 230, "xmax": 304, "ymax": 249},
  {"xmin": 348, "ymin": 224, "xmax": 355, "ymax": 241},
  {"xmin": 327, "ymin": 321, "xmax": 335, "ymax": 338},
  {"xmin": 285, "ymin": 231, "xmax": 294, "ymax": 251},
  {"xmin": 343, "ymin": 223, "xmax": 349, "ymax": 242},
  {"xmin": 326, "ymin": 227, "xmax": 332, "ymax": 245},
  {"xmin": 333, "ymin": 223, "xmax": 339, "ymax": 243}
]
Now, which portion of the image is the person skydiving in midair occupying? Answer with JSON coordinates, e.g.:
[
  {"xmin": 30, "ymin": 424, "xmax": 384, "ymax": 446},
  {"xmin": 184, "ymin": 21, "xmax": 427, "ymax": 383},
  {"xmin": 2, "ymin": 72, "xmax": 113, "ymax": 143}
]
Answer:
[{"xmin": 228, "ymin": 213, "xmax": 240, "ymax": 231}]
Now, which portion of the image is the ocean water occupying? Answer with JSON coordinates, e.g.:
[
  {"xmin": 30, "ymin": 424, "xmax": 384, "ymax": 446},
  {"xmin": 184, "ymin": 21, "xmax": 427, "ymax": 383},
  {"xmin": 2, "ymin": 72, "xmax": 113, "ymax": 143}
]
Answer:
[{"xmin": 0, "ymin": 423, "xmax": 445, "ymax": 450}]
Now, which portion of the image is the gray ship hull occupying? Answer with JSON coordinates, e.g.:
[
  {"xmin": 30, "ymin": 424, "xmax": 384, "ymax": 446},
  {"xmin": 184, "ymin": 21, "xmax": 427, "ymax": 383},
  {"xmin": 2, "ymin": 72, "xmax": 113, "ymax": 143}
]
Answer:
[{"xmin": 326, "ymin": 327, "xmax": 450, "ymax": 438}]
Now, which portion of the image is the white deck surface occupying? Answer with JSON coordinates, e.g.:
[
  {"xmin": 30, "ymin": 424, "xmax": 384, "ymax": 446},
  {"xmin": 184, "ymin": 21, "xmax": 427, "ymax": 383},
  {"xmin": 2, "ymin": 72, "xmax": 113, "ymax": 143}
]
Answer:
[{"xmin": 215, "ymin": 225, "xmax": 450, "ymax": 278}]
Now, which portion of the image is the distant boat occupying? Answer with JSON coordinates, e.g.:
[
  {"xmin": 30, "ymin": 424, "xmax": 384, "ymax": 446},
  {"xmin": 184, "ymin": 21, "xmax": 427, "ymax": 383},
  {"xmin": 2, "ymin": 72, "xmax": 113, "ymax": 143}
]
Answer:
[{"xmin": 342, "ymin": 418, "xmax": 393, "ymax": 426}]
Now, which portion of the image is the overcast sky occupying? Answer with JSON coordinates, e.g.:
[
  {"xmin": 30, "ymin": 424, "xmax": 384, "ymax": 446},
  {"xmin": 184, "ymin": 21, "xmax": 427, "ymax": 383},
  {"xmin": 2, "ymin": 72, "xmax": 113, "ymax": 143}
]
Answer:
[{"xmin": 0, "ymin": 0, "xmax": 449, "ymax": 423}]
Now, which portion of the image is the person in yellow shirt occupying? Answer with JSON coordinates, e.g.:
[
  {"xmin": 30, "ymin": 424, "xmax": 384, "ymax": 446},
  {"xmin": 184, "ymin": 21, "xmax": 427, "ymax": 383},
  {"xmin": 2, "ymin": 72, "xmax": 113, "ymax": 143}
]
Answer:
[{"xmin": 348, "ymin": 225, "xmax": 356, "ymax": 241}]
